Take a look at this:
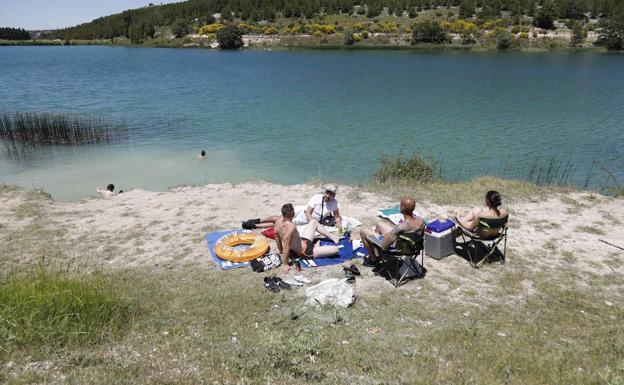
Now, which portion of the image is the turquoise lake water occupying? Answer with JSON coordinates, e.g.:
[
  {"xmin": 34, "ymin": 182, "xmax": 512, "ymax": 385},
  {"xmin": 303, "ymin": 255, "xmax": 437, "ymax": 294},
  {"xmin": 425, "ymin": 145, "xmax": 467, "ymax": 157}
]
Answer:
[{"xmin": 0, "ymin": 46, "xmax": 623, "ymax": 201}]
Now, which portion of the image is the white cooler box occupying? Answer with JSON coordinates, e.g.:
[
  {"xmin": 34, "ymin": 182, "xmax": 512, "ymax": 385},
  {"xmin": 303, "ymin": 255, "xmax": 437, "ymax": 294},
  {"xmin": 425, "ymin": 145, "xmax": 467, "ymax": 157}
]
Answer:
[{"xmin": 424, "ymin": 228, "xmax": 455, "ymax": 260}]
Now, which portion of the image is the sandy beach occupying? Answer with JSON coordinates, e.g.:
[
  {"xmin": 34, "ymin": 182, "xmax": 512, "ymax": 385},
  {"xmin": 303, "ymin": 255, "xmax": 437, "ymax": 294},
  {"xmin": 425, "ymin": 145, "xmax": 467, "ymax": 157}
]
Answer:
[{"xmin": 2, "ymin": 181, "xmax": 623, "ymax": 294}]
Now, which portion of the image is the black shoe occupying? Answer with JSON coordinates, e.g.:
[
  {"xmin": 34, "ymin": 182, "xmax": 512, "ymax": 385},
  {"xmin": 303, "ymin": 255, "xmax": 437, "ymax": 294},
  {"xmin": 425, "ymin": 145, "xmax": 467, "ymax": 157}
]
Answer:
[
  {"xmin": 242, "ymin": 220, "xmax": 257, "ymax": 230},
  {"xmin": 344, "ymin": 271, "xmax": 356, "ymax": 284},
  {"xmin": 343, "ymin": 264, "xmax": 361, "ymax": 276},
  {"xmin": 362, "ymin": 257, "xmax": 379, "ymax": 268},
  {"xmin": 273, "ymin": 277, "xmax": 291, "ymax": 290},
  {"xmin": 264, "ymin": 276, "xmax": 280, "ymax": 293}
]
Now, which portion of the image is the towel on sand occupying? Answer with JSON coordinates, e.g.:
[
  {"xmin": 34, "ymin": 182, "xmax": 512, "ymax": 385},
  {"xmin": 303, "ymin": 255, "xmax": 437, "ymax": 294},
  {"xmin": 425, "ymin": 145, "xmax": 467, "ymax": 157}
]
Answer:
[
  {"xmin": 206, "ymin": 230, "xmax": 367, "ymax": 270},
  {"xmin": 377, "ymin": 207, "xmax": 421, "ymax": 225}
]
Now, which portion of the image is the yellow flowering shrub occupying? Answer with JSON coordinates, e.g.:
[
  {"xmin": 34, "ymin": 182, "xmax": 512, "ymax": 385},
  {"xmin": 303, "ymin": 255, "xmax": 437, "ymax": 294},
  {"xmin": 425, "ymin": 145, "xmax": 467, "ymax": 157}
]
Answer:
[
  {"xmin": 313, "ymin": 30, "xmax": 322, "ymax": 37},
  {"xmin": 322, "ymin": 25, "xmax": 336, "ymax": 34},
  {"xmin": 519, "ymin": 32, "xmax": 529, "ymax": 39},
  {"xmin": 440, "ymin": 19, "xmax": 477, "ymax": 34},
  {"xmin": 263, "ymin": 26, "xmax": 278, "ymax": 35},
  {"xmin": 198, "ymin": 23, "xmax": 224, "ymax": 35},
  {"xmin": 370, "ymin": 22, "xmax": 398, "ymax": 33},
  {"xmin": 481, "ymin": 19, "xmax": 506, "ymax": 31},
  {"xmin": 487, "ymin": 26, "xmax": 506, "ymax": 38},
  {"xmin": 304, "ymin": 24, "xmax": 336, "ymax": 34},
  {"xmin": 352, "ymin": 22, "xmax": 366, "ymax": 31},
  {"xmin": 238, "ymin": 23, "xmax": 257, "ymax": 33},
  {"xmin": 353, "ymin": 34, "xmax": 362, "ymax": 42}
]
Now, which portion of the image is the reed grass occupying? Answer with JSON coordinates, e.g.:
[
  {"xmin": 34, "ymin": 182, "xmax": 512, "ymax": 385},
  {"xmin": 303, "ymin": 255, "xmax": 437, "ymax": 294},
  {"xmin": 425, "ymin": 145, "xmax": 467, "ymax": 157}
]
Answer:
[{"xmin": 0, "ymin": 111, "xmax": 128, "ymax": 159}]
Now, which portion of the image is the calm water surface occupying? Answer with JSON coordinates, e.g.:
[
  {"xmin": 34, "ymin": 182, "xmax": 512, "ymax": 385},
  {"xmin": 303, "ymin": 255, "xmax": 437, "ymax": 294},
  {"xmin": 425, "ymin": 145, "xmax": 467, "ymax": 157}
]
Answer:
[{"xmin": 0, "ymin": 46, "xmax": 623, "ymax": 201}]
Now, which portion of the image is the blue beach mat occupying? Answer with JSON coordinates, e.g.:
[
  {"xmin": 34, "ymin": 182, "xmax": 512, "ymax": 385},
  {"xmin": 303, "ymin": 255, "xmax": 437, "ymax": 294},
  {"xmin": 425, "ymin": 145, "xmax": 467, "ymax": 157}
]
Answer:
[
  {"xmin": 300, "ymin": 234, "xmax": 368, "ymax": 269},
  {"xmin": 205, "ymin": 230, "xmax": 367, "ymax": 270},
  {"xmin": 205, "ymin": 230, "xmax": 251, "ymax": 270}
]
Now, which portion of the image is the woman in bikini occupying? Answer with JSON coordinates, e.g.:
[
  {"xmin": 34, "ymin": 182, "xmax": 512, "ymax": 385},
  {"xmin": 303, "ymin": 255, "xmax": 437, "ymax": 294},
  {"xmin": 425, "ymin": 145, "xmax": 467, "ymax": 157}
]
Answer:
[{"xmin": 456, "ymin": 190, "xmax": 508, "ymax": 231}]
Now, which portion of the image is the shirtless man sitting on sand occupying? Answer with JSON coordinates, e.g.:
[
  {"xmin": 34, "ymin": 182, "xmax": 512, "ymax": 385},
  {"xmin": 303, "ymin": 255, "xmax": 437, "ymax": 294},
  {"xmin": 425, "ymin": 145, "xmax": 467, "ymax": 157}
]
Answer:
[
  {"xmin": 274, "ymin": 203, "xmax": 340, "ymax": 273},
  {"xmin": 360, "ymin": 197, "xmax": 423, "ymax": 265}
]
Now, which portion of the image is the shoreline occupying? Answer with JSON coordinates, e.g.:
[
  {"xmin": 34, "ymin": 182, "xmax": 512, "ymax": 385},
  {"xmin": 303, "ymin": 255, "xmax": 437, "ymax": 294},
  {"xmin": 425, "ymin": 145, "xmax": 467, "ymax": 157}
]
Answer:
[{"xmin": 0, "ymin": 39, "xmax": 614, "ymax": 53}]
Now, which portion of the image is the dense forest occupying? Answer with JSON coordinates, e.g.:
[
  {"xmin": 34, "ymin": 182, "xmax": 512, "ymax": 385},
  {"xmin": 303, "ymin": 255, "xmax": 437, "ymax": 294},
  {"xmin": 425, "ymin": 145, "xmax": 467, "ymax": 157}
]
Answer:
[
  {"xmin": 0, "ymin": 27, "xmax": 31, "ymax": 40},
  {"xmin": 41, "ymin": 0, "xmax": 623, "ymax": 41}
]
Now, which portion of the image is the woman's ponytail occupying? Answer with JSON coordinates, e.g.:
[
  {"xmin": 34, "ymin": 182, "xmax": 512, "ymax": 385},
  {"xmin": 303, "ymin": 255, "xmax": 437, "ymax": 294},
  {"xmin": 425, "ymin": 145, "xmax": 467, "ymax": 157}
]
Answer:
[{"xmin": 486, "ymin": 190, "xmax": 502, "ymax": 216}]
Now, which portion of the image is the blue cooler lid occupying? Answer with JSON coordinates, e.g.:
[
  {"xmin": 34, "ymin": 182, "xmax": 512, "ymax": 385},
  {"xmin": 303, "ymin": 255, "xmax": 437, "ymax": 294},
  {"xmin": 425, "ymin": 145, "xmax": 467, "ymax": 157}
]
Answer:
[{"xmin": 426, "ymin": 219, "xmax": 455, "ymax": 233}]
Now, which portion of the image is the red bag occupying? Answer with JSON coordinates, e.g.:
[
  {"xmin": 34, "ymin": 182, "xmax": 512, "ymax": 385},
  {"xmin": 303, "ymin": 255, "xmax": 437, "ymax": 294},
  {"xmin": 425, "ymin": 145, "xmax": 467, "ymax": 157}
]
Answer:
[{"xmin": 262, "ymin": 227, "xmax": 276, "ymax": 239}]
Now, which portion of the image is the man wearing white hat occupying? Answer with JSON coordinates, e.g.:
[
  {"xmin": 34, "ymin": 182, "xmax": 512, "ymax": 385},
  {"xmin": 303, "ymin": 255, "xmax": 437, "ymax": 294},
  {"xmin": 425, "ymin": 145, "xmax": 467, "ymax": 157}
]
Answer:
[
  {"xmin": 241, "ymin": 184, "xmax": 343, "ymax": 231},
  {"xmin": 304, "ymin": 185, "xmax": 343, "ymax": 229}
]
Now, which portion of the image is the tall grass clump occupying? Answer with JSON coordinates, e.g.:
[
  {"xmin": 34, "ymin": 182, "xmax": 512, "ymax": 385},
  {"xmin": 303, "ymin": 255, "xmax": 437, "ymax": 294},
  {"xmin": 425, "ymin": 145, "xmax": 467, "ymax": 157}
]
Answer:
[
  {"xmin": 373, "ymin": 150, "xmax": 436, "ymax": 184},
  {"xmin": 525, "ymin": 156, "xmax": 576, "ymax": 186},
  {"xmin": 0, "ymin": 267, "xmax": 136, "ymax": 352},
  {"xmin": 0, "ymin": 111, "xmax": 128, "ymax": 159}
]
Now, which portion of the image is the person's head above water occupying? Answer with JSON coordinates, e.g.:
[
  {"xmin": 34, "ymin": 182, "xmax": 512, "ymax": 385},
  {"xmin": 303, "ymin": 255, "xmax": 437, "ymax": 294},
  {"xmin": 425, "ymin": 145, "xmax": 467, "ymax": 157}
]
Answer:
[
  {"xmin": 106, "ymin": 184, "xmax": 114, "ymax": 192},
  {"xmin": 281, "ymin": 203, "xmax": 295, "ymax": 219},
  {"xmin": 200, "ymin": 150, "xmax": 206, "ymax": 157},
  {"xmin": 400, "ymin": 197, "xmax": 416, "ymax": 216}
]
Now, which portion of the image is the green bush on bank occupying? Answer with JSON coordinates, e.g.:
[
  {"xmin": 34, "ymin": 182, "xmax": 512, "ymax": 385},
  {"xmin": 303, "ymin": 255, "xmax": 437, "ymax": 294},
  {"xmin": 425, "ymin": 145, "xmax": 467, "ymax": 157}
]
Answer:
[
  {"xmin": 411, "ymin": 20, "xmax": 450, "ymax": 45},
  {"xmin": 0, "ymin": 268, "xmax": 136, "ymax": 351},
  {"xmin": 374, "ymin": 151, "xmax": 436, "ymax": 184},
  {"xmin": 217, "ymin": 24, "xmax": 244, "ymax": 49}
]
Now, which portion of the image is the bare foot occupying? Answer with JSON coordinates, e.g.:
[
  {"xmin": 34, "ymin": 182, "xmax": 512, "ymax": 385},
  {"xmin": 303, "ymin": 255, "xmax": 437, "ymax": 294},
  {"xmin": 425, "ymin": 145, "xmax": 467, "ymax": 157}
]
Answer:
[{"xmin": 329, "ymin": 233, "xmax": 340, "ymax": 244}]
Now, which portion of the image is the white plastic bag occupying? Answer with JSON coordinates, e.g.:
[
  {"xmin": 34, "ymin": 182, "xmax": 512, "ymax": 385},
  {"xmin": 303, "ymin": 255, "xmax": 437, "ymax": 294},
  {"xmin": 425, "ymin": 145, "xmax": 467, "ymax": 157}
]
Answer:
[{"xmin": 305, "ymin": 278, "xmax": 355, "ymax": 308}]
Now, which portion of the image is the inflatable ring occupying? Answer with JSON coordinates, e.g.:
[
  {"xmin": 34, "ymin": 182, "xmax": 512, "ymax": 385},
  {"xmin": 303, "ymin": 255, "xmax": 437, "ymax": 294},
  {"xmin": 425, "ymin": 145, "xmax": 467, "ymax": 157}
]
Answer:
[{"xmin": 214, "ymin": 231, "xmax": 270, "ymax": 263}]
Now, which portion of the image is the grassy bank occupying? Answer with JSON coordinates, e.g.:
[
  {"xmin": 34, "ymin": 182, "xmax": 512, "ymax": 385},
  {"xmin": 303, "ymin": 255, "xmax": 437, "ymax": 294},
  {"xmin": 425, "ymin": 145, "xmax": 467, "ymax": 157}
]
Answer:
[
  {"xmin": 1, "ymin": 176, "xmax": 623, "ymax": 384},
  {"xmin": 1, "ymin": 263, "xmax": 622, "ymax": 384}
]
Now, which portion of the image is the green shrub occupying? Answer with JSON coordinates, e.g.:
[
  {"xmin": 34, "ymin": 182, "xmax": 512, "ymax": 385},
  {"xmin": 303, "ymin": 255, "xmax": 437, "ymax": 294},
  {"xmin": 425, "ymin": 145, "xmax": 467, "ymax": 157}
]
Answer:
[
  {"xmin": 344, "ymin": 30, "xmax": 355, "ymax": 45},
  {"xmin": 411, "ymin": 20, "xmax": 450, "ymax": 44},
  {"xmin": 534, "ymin": 2, "xmax": 556, "ymax": 30},
  {"xmin": 171, "ymin": 19, "xmax": 191, "ymax": 38},
  {"xmin": 570, "ymin": 21, "xmax": 587, "ymax": 46},
  {"xmin": 496, "ymin": 30, "xmax": 515, "ymax": 49},
  {"xmin": 217, "ymin": 24, "xmax": 244, "ymax": 49},
  {"xmin": 597, "ymin": 7, "xmax": 624, "ymax": 50},
  {"xmin": 0, "ymin": 268, "xmax": 136, "ymax": 350},
  {"xmin": 374, "ymin": 151, "xmax": 436, "ymax": 184}
]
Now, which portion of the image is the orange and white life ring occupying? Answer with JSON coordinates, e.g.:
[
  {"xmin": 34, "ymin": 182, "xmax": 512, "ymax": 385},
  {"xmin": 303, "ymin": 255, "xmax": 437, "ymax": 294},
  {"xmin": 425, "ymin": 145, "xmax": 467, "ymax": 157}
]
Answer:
[{"xmin": 214, "ymin": 231, "xmax": 270, "ymax": 262}]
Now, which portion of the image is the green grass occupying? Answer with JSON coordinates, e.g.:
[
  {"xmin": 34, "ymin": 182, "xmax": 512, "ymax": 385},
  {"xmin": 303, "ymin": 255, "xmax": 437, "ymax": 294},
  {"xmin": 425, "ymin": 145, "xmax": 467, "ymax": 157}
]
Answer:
[
  {"xmin": 0, "ymin": 267, "xmax": 137, "ymax": 354},
  {"xmin": 575, "ymin": 225, "xmax": 606, "ymax": 235},
  {"xmin": 1, "ymin": 266, "xmax": 622, "ymax": 384}
]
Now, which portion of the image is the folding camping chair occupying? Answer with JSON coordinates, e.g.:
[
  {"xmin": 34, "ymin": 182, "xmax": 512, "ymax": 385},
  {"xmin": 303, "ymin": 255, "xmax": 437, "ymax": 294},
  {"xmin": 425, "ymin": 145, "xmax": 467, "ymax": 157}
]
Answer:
[
  {"xmin": 457, "ymin": 215, "xmax": 508, "ymax": 268},
  {"xmin": 376, "ymin": 229, "xmax": 425, "ymax": 287}
]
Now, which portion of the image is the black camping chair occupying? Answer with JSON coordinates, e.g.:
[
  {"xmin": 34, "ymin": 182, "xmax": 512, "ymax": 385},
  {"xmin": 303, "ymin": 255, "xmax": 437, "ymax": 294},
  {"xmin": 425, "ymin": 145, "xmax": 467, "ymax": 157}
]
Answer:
[
  {"xmin": 457, "ymin": 215, "xmax": 508, "ymax": 268},
  {"xmin": 377, "ymin": 229, "xmax": 425, "ymax": 287}
]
